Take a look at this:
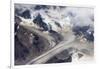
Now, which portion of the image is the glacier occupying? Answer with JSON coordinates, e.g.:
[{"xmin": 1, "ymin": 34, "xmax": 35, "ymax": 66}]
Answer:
[{"xmin": 14, "ymin": 4, "xmax": 94, "ymax": 65}]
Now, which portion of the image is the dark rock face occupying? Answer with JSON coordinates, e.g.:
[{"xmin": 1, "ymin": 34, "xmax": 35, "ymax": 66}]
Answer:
[
  {"xmin": 14, "ymin": 27, "xmax": 29, "ymax": 61},
  {"xmin": 72, "ymin": 26, "xmax": 94, "ymax": 42},
  {"xmin": 45, "ymin": 50, "xmax": 72, "ymax": 63},
  {"xmin": 34, "ymin": 5, "xmax": 49, "ymax": 10},
  {"xmin": 78, "ymin": 53, "xmax": 84, "ymax": 58},
  {"xmin": 73, "ymin": 26, "xmax": 82, "ymax": 36},
  {"xmin": 59, "ymin": 6, "xmax": 66, "ymax": 9},
  {"xmin": 84, "ymin": 31, "xmax": 94, "ymax": 42},
  {"xmin": 15, "ymin": 8, "xmax": 22, "ymax": 16},
  {"xmin": 33, "ymin": 14, "xmax": 49, "ymax": 31},
  {"xmin": 81, "ymin": 26, "xmax": 90, "ymax": 33},
  {"xmin": 32, "ymin": 35, "xmax": 40, "ymax": 52},
  {"xmin": 14, "ymin": 26, "xmax": 50, "ymax": 63},
  {"xmin": 32, "ymin": 34, "xmax": 50, "ymax": 52},
  {"xmin": 45, "ymin": 56, "xmax": 72, "ymax": 63},
  {"xmin": 55, "ymin": 22, "xmax": 62, "ymax": 28},
  {"xmin": 14, "ymin": 27, "xmax": 33, "ymax": 61},
  {"xmin": 15, "ymin": 35, "xmax": 29, "ymax": 60},
  {"xmin": 73, "ymin": 26, "xmax": 89, "ymax": 36},
  {"xmin": 15, "ymin": 16, "xmax": 22, "ymax": 24},
  {"xmin": 21, "ymin": 10, "xmax": 31, "ymax": 19},
  {"xmin": 14, "ymin": 23, "xmax": 19, "ymax": 33},
  {"xmin": 14, "ymin": 16, "xmax": 22, "ymax": 32},
  {"xmin": 15, "ymin": 8, "xmax": 31, "ymax": 19},
  {"xmin": 49, "ymin": 30, "xmax": 63, "ymax": 43},
  {"xmin": 46, "ymin": 56, "xmax": 72, "ymax": 63}
]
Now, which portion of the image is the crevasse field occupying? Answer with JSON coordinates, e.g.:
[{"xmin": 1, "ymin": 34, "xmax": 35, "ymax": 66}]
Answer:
[{"xmin": 14, "ymin": 4, "xmax": 94, "ymax": 65}]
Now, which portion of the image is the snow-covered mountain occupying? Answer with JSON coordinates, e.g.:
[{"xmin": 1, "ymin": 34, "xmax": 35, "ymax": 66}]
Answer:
[
  {"xmin": 15, "ymin": 4, "xmax": 94, "ymax": 41},
  {"xmin": 14, "ymin": 4, "xmax": 94, "ymax": 65}
]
